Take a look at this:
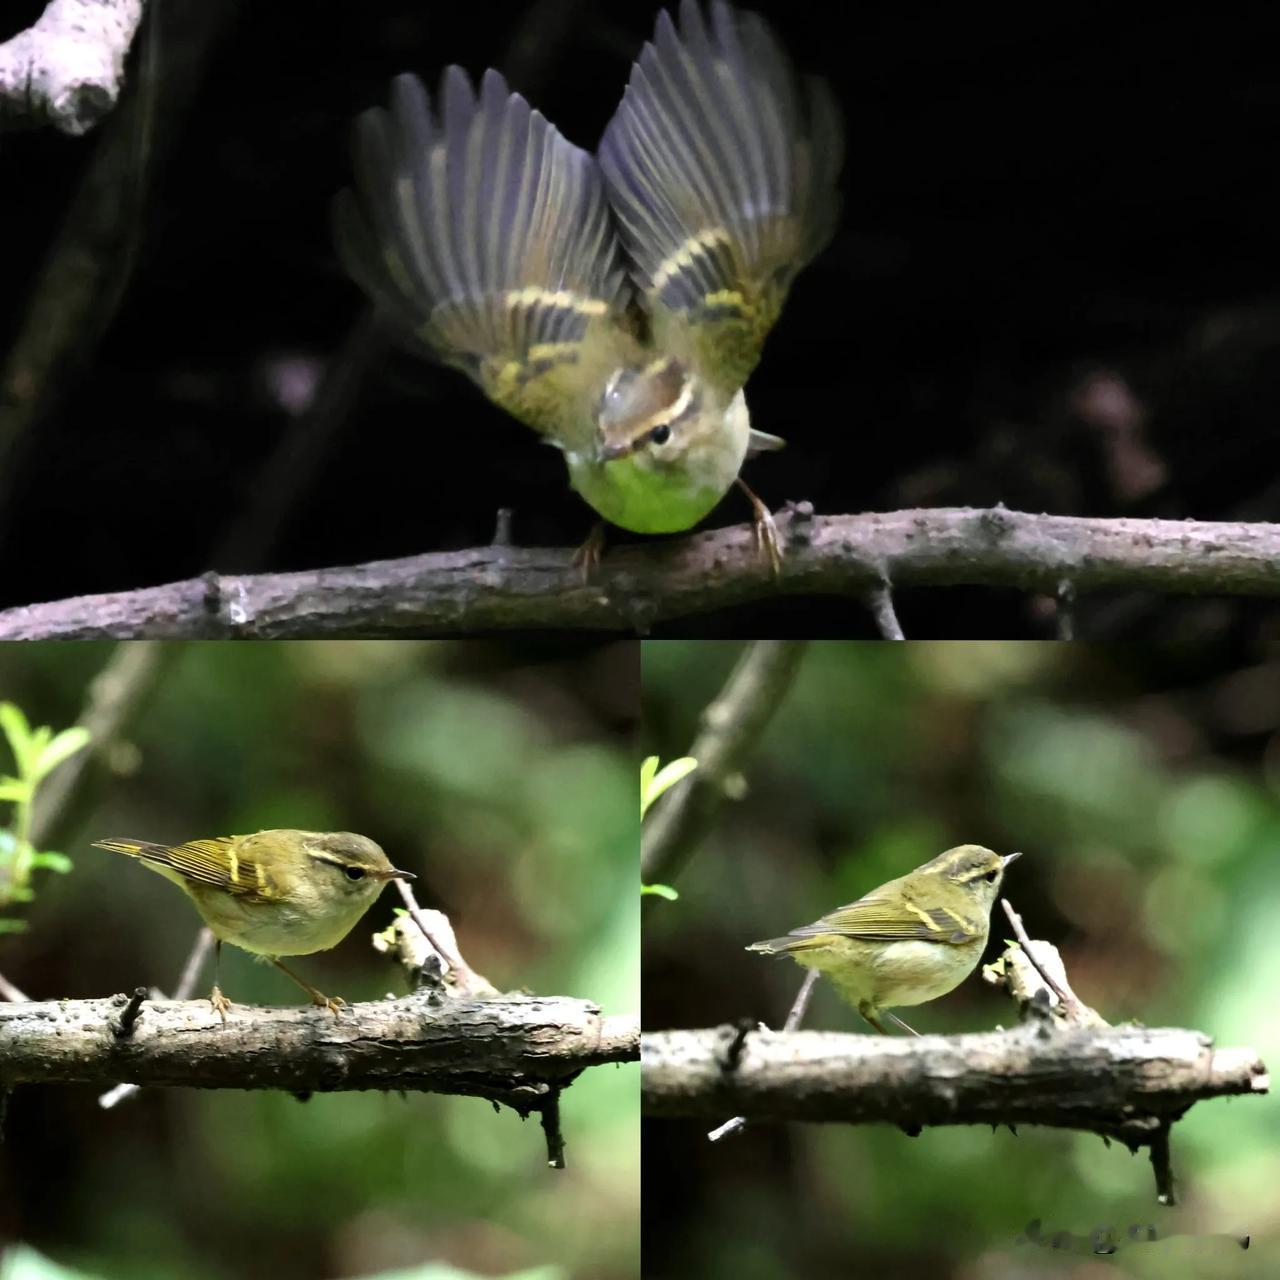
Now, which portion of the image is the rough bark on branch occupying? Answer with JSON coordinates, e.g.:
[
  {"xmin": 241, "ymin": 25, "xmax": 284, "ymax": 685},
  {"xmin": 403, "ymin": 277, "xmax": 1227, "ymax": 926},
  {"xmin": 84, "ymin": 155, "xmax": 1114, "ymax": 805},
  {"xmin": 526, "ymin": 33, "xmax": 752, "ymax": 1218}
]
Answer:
[
  {"xmin": 0, "ymin": 0, "xmax": 145, "ymax": 135},
  {"xmin": 3, "ymin": 509, "xmax": 1278, "ymax": 639},
  {"xmin": 0, "ymin": 992, "xmax": 638, "ymax": 1111},
  {"xmin": 641, "ymin": 1022, "xmax": 1267, "ymax": 1145}
]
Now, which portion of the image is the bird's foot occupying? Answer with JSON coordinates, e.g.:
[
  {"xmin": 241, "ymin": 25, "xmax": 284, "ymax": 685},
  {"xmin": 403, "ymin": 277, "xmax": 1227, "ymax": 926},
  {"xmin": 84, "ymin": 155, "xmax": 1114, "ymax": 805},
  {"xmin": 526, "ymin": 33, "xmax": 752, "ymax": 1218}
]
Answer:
[
  {"xmin": 571, "ymin": 521, "xmax": 608, "ymax": 582},
  {"xmin": 736, "ymin": 478, "xmax": 782, "ymax": 577},
  {"xmin": 311, "ymin": 991, "xmax": 346, "ymax": 1018},
  {"xmin": 209, "ymin": 985, "xmax": 232, "ymax": 1023}
]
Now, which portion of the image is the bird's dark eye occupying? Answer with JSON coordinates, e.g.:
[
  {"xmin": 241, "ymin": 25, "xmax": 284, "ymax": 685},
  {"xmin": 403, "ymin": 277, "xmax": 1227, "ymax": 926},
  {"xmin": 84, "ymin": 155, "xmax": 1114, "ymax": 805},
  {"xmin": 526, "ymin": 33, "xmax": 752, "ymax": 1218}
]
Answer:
[
  {"xmin": 649, "ymin": 424, "xmax": 671, "ymax": 445},
  {"xmin": 984, "ymin": 870, "xmax": 998, "ymax": 883},
  {"xmin": 344, "ymin": 866, "xmax": 366, "ymax": 882}
]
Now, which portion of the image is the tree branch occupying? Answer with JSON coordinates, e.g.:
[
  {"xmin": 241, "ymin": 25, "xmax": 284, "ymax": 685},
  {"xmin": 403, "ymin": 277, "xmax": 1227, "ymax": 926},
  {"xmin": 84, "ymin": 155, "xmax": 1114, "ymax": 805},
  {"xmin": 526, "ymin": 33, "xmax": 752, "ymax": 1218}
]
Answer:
[
  {"xmin": 649, "ymin": 912, "xmax": 1270, "ymax": 1202},
  {"xmin": 0, "ymin": 992, "xmax": 638, "ymax": 1110},
  {"xmin": 641, "ymin": 1023, "xmax": 1268, "ymax": 1146},
  {"xmin": 0, "ymin": 0, "xmax": 146, "ymax": 135},
  {"xmin": 642, "ymin": 640, "xmax": 807, "ymax": 885},
  {"xmin": 2, "ymin": 509, "xmax": 1277, "ymax": 640}
]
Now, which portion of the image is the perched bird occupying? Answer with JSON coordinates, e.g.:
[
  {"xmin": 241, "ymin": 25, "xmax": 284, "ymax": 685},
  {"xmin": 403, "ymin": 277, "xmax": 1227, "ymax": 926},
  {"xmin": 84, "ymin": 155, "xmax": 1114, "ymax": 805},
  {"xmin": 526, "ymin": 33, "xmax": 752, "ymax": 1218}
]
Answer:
[
  {"xmin": 334, "ymin": 0, "xmax": 842, "ymax": 567},
  {"xmin": 748, "ymin": 845, "xmax": 1021, "ymax": 1034},
  {"xmin": 93, "ymin": 830, "xmax": 415, "ymax": 1019}
]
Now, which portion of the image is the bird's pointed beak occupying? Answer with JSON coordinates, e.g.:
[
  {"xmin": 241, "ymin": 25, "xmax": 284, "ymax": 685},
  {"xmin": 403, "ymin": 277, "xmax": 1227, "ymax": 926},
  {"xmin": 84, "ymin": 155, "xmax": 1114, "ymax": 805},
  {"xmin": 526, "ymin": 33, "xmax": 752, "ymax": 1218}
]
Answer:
[
  {"xmin": 1001, "ymin": 851, "xmax": 1022, "ymax": 869},
  {"xmin": 381, "ymin": 867, "xmax": 416, "ymax": 882},
  {"xmin": 599, "ymin": 440, "xmax": 631, "ymax": 463}
]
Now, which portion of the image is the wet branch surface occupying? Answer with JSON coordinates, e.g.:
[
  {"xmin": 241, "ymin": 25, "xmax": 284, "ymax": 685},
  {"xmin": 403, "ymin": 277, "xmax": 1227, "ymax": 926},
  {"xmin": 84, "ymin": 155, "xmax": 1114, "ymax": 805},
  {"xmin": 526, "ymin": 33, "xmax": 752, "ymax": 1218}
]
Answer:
[
  {"xmin": 0, "ymin": 992, "xmax": 639, "ymax": 1112},
  {"xmin": 3, "ymin": 508, "xmax": 1277, "ymax": 639}
]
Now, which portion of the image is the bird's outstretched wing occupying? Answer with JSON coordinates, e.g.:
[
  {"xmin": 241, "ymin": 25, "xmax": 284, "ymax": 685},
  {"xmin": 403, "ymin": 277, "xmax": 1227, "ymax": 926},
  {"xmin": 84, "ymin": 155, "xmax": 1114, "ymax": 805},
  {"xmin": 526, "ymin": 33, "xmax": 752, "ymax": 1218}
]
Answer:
[
  {"xmin": 336, "ymin": 67, "xmax": 641, "ymax": 449},
  {"xmin": 599, "ymin": 0, "xmax": 842, "ymax": 398},
  {"xmin": 92, "ymin": 836, "xmax": 279, "ymax": 903}
]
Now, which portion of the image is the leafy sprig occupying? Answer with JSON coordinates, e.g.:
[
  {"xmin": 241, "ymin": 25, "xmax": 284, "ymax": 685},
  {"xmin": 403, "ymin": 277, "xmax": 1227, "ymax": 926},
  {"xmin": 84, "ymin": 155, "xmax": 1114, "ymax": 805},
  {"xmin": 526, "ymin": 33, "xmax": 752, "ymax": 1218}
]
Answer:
[
  {"xmin": 640, "ymin": 755, "xmax": 697, "ymax": 901},
  {"xmin": 0, "ymin": 702, "xmax": 90, "ymax": 931}
]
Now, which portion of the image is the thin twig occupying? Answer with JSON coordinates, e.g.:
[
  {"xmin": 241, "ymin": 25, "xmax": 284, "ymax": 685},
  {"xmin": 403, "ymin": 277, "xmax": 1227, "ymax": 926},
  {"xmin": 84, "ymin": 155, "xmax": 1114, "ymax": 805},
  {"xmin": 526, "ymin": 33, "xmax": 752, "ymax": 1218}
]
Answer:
[
  {"xmin": 641, "ymin": 641, "xmax": 808, "ymax": 886},
  {"xmin": 4, "ymin": 510, "xmax": 1280, "ymax": 639},
  {"xmin": 111, "ymin": 986, "xmax": 148, "ymax": 1037},
  {"xmin": 1000, "ymin": 898, "xmax": 1085, "ymax": 1019},
  {"xmin": 1150, "ymin": 1122, "xmax": 1176, "ymax": 1206},
  {"xmin": 172, "ymin": 928, "xmax": 215, "ymax": 1000},
  {"xmin": 708, "ymin": 969, "xmax": 819, "ymax": 1143},
  {"xmin": 0, "ymin": 971, "xmax": 30, "ymax": 1002},
  {"xmin": 866, "ymin": 580, "xmax": 906, "ymax": 639},
  {"xmin": 539, "ymin": 1089, "xmax": 566, "ymax": 1170},
  {"xmin": 98, "ymin": 927, "xmax": 212, "ymax": 1108},
  {"xmin": 1056, "ymin": 578, "xmax": 1076, "ymax": 640},
  {"xmin": 783, "ymin": 967, "xmax": 820, "ymax": 1033},
  {"xmin": 393, "ymin": 880, "xmax": 495, "ymax": 998}
]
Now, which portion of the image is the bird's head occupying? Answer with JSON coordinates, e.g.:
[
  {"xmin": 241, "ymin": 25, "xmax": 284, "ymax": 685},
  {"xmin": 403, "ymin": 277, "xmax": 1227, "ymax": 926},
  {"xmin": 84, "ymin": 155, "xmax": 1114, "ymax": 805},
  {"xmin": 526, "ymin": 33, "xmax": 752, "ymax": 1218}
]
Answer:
[{"xmin": 594, "ymin": 357, "xmax": 728, "ymax": 473}]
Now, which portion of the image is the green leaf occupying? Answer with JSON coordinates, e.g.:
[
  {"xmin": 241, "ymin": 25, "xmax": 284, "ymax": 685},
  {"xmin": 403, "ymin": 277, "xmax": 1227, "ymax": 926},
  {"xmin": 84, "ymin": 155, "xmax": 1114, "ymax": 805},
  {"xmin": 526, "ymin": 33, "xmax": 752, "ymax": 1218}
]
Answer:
[
  {"xmin": 35, "ymin": 726, "xmax": 91, "ymax": 777},
  {"xmin": 641, "ymin": 883, "xmax": 679, "ymax": 900},
  {"xmin": 641, "ymin": 756, "xmax": 698, "ymax": 818},
  {"xmin": 0, "ymin": 779, "xmax": 30, "ymax": 803},
  {"xmin": 0, "ymin": 918, "xmax": 28, "ymax": 933},
  {"xmin": 640, "ymin": 755, "xmax": 658, "ymax": 803},
  {"xmin": 0, "ymin": 702, "xmax": 33, "ymax": 773},
  {"xmin": 32, "ymin": 850, "xmax": 73, "ymax": 874}
]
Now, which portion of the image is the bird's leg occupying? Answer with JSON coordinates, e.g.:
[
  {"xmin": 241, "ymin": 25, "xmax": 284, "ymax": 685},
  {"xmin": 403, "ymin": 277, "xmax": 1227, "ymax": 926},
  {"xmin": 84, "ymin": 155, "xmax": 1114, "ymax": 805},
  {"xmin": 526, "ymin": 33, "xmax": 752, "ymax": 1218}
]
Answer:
[
  {"xmin": 571, "ymin": 521, "xmax": 608, "ymax": 582},
  {"xmin": 272, "ymin": 959, "xmax": 345, "ymax": 1016},
  {"xmin": 209, "ymin": 939, "xmax": 231, "ymax": 1022},
  {"xmin": 859, "ymin": 1004, "xmax": 922, "ymax": 1036},
  {"xmin": 736, "ymin": 477, "xmax": 782, "ymax": 576},
  {"xmin": 858, "ymin": 1002, "xmax": 891, "ymax": 1035}
]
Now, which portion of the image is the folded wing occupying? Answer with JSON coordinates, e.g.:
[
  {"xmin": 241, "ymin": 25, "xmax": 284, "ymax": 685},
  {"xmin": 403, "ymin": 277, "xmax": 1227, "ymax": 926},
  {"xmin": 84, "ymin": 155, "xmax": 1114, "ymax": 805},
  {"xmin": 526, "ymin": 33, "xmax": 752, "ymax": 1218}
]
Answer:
[{"xmin": 92, "ymin": 836, "xmax": 279, "ymax": 903}]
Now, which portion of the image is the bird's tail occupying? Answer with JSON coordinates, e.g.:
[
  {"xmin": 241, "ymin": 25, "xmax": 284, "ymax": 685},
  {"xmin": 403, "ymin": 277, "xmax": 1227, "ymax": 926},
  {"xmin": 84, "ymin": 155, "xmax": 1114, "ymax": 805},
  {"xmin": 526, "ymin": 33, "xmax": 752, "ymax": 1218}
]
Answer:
[
  {"xmin": 92, "ymin": 837, "xmax": 173, "ymax": 862},
  {"xmin": 746, "ymin": 934, "xmax": 823, "ymax": 955}
]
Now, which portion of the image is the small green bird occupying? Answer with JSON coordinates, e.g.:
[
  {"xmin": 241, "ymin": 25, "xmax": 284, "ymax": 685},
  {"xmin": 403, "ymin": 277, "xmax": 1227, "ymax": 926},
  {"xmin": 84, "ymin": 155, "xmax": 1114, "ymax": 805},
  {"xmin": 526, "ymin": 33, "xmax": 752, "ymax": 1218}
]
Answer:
[
  {"xmin": 334, "ymin": 0, "xmax": 842, "ymax": 566},
  {"xmin": 748, "ymin": 845, "xmax": 1021, "ymax": 1034},
  {"xmin": 94, "ymin": 830, "xmax": 415, "ymax": 1019}
]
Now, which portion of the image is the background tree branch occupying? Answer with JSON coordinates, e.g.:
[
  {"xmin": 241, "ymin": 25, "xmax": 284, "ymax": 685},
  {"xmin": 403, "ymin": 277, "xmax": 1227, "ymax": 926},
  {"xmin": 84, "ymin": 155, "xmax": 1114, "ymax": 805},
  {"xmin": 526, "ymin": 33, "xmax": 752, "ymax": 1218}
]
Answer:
[
  {"xmin": 0, "ymin": 0, "xmax": 146, "ymax": 135},
  {"xmin": 641, "ymin": 640, "xmax": 807, "ymax": 885},
  {"xmin": 4, "ymin": 508, "xmax": 1277, "ymax": 640},
  {"xmin": 0, "ymin": 992, "xmax": 638, "ymax": 1108}
]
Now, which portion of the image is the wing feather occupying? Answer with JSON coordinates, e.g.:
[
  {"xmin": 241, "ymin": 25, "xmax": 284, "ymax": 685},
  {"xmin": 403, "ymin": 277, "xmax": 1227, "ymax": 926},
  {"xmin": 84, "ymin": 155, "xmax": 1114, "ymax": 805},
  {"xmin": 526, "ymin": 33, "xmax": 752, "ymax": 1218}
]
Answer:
[
  {"xmin": 599, "ymin": 0, "xmax": 842, "ymax": 395},
  {"xmin": 92, "ymin": 836, "xmax": 279, "ymax": 902},
  {"xmin": 773, "ymin": 883, "xmax": 981, "ymax": 949},
  {"xmin": 335, "ymin": 67, "xmax": 639, "ymax": 444}
]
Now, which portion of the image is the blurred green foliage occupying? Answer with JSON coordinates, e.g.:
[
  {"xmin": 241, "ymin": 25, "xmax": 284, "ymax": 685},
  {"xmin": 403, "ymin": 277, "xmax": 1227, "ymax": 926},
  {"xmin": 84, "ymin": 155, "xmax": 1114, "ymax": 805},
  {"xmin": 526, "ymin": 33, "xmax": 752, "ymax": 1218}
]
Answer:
[
  {"xmin": 0, "ymin": 641, "xmax": 638, "ymax": 1280},
  {"xmin": 642, "ymin": 641, "xmax": 1278, "ymax": 1280},
  {"xmin": 0, "ymin": 702, "xmax": 89, "ymax": 930}
]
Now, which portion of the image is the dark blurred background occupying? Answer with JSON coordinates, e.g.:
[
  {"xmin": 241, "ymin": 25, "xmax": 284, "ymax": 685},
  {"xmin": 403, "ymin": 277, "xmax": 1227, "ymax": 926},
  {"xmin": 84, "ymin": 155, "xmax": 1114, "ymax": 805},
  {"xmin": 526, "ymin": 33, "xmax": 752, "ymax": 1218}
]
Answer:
[
  {"xmin": 641, "ymin": 640, "xmax": 1279, "ymax": 1279},
  {"xmin": 1, "ymin": 3, "xmax": 1278, "ymax": 637},
  {"xmin": 0, "ymin": 639, "xmax": 638, "ymax": 1280}
]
